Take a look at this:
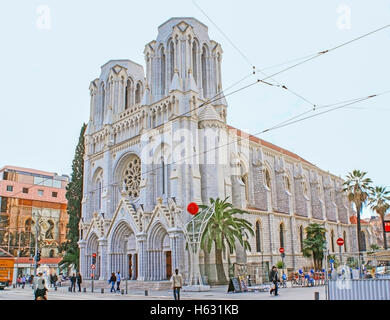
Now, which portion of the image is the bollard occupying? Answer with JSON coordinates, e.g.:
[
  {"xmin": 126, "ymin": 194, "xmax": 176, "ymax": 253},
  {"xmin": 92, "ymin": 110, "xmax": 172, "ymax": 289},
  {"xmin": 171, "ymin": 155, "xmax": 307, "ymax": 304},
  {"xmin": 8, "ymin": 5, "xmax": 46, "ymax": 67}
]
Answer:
[
  {"xmin": 101, "ymin": 288, "xmax": 104, "ymax": 294},
  {"xmin": 55, "ymin": 287, "xmax": 57, "ymax": 291},
  {"xmin": 314, "ymin": 292, "xmax": 320, "ymax": 300},
  {"xmin": 68, "ymin": 287, "xmax": 71, "ymax": 292},
  {"xmin": 121, "ymin": 289, "xmax": 124, "ymax": 295},
  {"xmin": 83, "ymin": 288, "xmax": 86, "ymax": 293},
  {"xmin": 145, "ymin": 290, "xmax": 148, "ymax": 296}
]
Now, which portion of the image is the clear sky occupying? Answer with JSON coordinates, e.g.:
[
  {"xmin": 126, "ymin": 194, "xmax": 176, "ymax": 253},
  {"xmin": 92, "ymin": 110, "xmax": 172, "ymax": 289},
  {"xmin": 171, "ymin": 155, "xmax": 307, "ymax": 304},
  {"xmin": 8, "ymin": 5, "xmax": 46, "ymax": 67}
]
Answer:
[{"xmin": 0, "ymin": 0, "xmax": 389, "ymax": 218}]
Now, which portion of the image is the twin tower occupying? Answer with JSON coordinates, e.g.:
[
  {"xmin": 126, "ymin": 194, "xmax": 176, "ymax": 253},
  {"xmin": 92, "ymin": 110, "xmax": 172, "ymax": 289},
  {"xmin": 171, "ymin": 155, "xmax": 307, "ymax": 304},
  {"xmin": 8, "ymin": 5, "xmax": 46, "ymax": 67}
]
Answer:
[{"xmin": 88, "ymin": 17, "xmax": 227, "ymax": 133}]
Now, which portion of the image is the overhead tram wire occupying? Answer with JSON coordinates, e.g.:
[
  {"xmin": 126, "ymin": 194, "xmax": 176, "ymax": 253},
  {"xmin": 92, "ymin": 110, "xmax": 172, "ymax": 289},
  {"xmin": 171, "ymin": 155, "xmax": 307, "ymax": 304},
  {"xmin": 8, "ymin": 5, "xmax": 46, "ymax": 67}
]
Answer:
[
  {"xmin": 85, "ymin": 23, "xmax": 390, "ymax": 196},
  {"xmin": 193, "ymin": 0, "xmax": 325, "ymax": 109},
  {"xmin": 130, "ymin": 88, "xmax": 390, "ymax": 184},
  {"xmin": 86, "ymin": 88, "xmax": 390, "ymax": 197}
]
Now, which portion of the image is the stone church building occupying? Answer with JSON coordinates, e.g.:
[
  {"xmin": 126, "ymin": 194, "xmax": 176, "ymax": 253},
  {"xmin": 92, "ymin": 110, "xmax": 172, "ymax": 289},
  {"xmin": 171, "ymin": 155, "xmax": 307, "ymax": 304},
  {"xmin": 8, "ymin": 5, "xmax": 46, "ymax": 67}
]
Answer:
[{"xmin": 79, "ymin": 17, "xmax": 369, "ymax": 283}]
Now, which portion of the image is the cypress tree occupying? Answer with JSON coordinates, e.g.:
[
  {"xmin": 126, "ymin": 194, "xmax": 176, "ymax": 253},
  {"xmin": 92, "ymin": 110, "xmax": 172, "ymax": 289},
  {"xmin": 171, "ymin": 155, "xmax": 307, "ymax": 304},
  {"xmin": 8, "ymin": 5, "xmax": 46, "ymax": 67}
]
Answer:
[{"xmin": 59, "ymin": 123, "xmax": 86, "ymax": 271}]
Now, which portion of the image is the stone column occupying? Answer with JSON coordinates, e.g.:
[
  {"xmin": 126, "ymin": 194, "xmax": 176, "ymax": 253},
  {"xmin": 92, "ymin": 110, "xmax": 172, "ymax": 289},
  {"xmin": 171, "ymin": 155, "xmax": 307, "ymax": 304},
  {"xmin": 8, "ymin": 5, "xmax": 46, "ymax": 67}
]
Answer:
[
  {"xmin": 136, "ymin": 233, "xmax": 147, "ymax": 281},
  {"xmin": 78, "ymin": 240, "xmax": 87, "ymax": 278},
  {"xmin": 98, "ymin": 238, "xmax": 108, "ymax": 281}
]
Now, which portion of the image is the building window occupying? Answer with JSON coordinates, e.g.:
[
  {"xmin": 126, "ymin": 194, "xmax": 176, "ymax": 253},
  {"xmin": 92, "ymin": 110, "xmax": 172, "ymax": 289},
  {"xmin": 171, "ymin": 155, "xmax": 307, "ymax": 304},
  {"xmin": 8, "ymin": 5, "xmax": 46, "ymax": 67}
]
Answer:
[
  {"xmin": 201, "ymin": 46, "xmax": 208, "ymax": 97},
  {"xmin": 285, "ymin": 176, "xmax": 291, "ymax": 192},
  {"xmin": 299, "ymin": 225, "xmax": 304, "ymax": 252},
  {"xmin": 331, "ymin": 230, "xmax": 335, "ymax": 252},
  {"xmin": 136, "ymin": 82, "xmax": 142, "ymax": 104},
  {"xmin": 343, "ymin": 231, "xmax": 347, "ymax": 252},
  {"xmin": 49, "ymin": 249, "xmax": 55, "ymax": 258},
  {"xmin": 0, "ymin": 197, "xmax": 8, "ymax": 213},
  {"xmin": 52, "ymin": 192, "xmax": 58, "ymax": 198},
  {"xmin": 280, "ymin": 223, "xmax": 285, "ymax": 249},
  {"xmin": 123, "ymin": 155, "xmax": 141, "ymax": 199},
  {"xmin": 255, "ymin": 221, "xmax": 261, "ymax": 253},
  {"xmin": 38, "ymin": 190, "xmax": 44, "ymax": 197},
  {"xmin": 22, "ymin": 188, "xmax": 29, "ymax": 194},
  {"xmin": 3, "ymin": 172, "xmax": 9, "ymax": 180},
  {"xmin": 6, "ymin": 185, "xmax": 13, "ymax": 192},
  {"xmin": 265, "ymin": 169, "xmax": 271, "ymax": 189},
  {"xmin": 303, "ymin": 181, "xmax": 308, "ymax": 197}
]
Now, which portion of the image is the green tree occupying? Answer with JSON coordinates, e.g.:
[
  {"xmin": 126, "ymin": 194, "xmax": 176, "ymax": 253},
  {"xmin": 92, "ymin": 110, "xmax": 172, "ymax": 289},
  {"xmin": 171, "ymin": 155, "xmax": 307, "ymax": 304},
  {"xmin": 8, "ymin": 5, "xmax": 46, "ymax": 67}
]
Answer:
[
  {"xmin": 200, "ymin": 198, "xmax": 254, "ymax": 284},
  {"xmin": 59, "ymin": 123, "xmax": 86, "ymax": 271},
  {"xmin": 368, "ymin": 186, "xmax": 390, "ymax": 250},
  {"xmin": 302, "ymin": 223, "xmax": 327, "ymax": 270},
  {"xmin": 343, "ymin": 170, "xmax": 372, "ymax": 253}
]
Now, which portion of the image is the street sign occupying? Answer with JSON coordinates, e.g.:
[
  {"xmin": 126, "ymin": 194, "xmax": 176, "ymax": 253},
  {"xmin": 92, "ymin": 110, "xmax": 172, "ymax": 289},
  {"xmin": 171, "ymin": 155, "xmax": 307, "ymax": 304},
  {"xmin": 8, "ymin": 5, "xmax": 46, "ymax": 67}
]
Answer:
[
  {"xmin": 330, "ymin": 259, "xmax": 334, "ymax": 264},
  {"xmin": 91, "ymin": 264, "xmax": 96, "ymax": 270},
  {"xmin": 337, "ymin": 238, "xmax": 344, "ymax": 246},
  {"xmin": 385, "ymin": 221, "xmax": 390, "ymax": 233},
  {"xmin": 279, "ymin": 247, "xmax": 285, "ymax": 254},
  {"xmin": 187, "ymin": 202, "xmax": 199, "ymax": 215}
]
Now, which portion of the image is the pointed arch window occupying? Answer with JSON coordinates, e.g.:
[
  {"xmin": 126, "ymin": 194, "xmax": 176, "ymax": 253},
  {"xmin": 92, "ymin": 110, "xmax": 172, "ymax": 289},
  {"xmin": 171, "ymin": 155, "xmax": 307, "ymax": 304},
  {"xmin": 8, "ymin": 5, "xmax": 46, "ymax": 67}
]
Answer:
[
  {"xmin": 255, "ymin": 221, "xmax": 261, "ymax": 253},
  {"xmin": 280, "ymin": 223, "xmax": 285, "ymax": 249},
  {"xmin": 331, "ymin": 230, "xmax": 335, "ymax": 252},
  {"xmin": 299, "ymin": 225, "xmax": 304, "ymax": 252},
  {"xmin": 170, "ymin": 42, "xmax": 175, "ymax": 81},
  {"xmin": 343, "ymin": 231, "xmax": 347, "ymax": 252},
  {"xmin": 285, "ymin": 175, "xmax": 291, "ymax": 193},
  {"xmin": 135, "ymin": 83, "xmax": 142, "ymax": 104},
  {"xmin": 161, "ymin": 49, "xmax": 166, "ymax": 96},
  {"xmin": 265, "ymin": 169, "xmax": 271, "ymax": 189},
  {"xmin": 101, "ymin": 83, "xmax": 105, "ymax": 124},
  {"xmin": 161, "ymin": 156, "xmax": 165, "ymax": 195},
  {"xmin": 192, "ymin": 41, "xmax": 198, "ymax": 84},
  {"xmin": 125, "ymin": 79, "xmax": 132, "ymax": 109},
  {"xmin": 201, "ymin": 46, "xmax": 208, "ymax": 98},
  {"xmin": 97, "ymin": 179, "xmax": 102, "ymax": 211}
]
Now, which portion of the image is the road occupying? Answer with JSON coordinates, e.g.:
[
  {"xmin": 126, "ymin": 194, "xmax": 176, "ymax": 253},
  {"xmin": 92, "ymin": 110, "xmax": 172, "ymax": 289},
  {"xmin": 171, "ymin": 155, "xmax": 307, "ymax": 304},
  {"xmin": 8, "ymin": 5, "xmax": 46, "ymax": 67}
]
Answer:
[{"xmin": 0, "ymin": 284, "xmax": 326, "ymax": 300}]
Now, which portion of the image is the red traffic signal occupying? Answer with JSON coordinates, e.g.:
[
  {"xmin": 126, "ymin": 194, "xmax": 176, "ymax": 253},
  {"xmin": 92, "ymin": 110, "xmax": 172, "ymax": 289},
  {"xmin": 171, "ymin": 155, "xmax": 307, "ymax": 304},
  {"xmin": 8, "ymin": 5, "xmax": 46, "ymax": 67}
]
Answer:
[
  {"xmin": 187, "ymin": 202, "xmax": 199, "ymax": 215},
  {"xmin": 92, "ymin": 253, "xmax": 97, "ymax": 258},
  {"xmin": 337, "ymin": 238, "xmax": 344, "ymax": 246}
]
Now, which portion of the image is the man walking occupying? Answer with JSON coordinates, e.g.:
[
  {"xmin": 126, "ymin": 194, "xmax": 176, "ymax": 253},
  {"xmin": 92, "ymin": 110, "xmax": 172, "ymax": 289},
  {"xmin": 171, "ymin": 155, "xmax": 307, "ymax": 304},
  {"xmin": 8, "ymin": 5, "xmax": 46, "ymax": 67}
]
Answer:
[
  {"xmin": 269, "ymin": 266, "xmax": 280, "ymax": 296},
  {"xmin": 70, "ymin": 273, "xmax": 76, "ymax": 292},
  {"xmin": 109, "ymin": 272, "xmax": 117, "ymax": 293},
  {"xmin": 171, "ymin": 269, "xmax": 183, "ymax": 300},
  {"xmin": 76, "ymin": 272, "xmax": 82, "ymax": 292},
  {"xmin": 116, "ymin": 271, "xmax": 121, "ymax": 293}
]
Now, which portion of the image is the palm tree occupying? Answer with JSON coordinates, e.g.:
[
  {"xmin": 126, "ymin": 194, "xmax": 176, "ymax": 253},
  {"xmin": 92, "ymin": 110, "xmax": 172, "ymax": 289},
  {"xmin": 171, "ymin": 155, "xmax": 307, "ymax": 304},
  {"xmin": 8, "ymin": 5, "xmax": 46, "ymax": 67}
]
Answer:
[
  {"xmin": 200, "ymin": 198, "xmax": 254, "ymax": 284},
  {"xmin": 302, "ymin": 223, "xmax": 327, "ymax": 270},
  {"xmin": 368, "ymin": 186, "xmax": 390, "ymax": 250},
  {"xmin": 343, "ymin": 170, "xmax": 372, "ymax": 253}
]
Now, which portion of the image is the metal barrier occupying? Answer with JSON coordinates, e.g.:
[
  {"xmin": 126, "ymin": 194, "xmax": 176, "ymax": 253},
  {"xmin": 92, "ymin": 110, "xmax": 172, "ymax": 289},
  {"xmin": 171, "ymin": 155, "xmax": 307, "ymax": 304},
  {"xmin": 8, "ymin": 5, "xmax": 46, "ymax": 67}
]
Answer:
[{"xmin": 327, "ymin": 279, "xmax": 390, "ymax": 300}]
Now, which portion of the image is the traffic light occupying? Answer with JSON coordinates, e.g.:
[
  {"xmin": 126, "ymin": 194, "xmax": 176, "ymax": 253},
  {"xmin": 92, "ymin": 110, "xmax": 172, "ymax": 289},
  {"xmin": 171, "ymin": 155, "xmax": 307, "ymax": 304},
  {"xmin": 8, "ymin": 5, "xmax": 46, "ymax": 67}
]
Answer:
[
  {"xmin": 281, "ymin": 253, "xmax": 285, "ymax": 258},
  {"xmin": 92, "ymin": 253, "xmax": 97, "ymax": 265},
  {"xmin": 36, "ymin": 250, "xmax": 41, "ymax": 262}
]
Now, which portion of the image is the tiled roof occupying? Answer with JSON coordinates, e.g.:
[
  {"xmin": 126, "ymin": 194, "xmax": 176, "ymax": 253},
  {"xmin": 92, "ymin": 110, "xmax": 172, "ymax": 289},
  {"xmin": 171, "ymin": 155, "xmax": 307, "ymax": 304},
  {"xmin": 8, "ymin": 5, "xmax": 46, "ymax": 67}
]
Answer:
[
  {"xmin": 349, "ymin": 215, "xmax": 369, "ymax": 225},
  {"xmin": 227, "ymin": 125, "xmax": 314, "ymax": 166}
]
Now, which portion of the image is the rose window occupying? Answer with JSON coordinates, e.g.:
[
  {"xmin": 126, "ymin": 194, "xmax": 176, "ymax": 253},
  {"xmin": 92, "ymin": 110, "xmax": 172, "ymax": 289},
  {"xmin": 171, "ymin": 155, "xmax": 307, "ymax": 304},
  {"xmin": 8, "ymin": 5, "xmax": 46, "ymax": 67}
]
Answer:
[{"xmin": 123, "ymin": 155, "xmax": 141, "ymax": 199}]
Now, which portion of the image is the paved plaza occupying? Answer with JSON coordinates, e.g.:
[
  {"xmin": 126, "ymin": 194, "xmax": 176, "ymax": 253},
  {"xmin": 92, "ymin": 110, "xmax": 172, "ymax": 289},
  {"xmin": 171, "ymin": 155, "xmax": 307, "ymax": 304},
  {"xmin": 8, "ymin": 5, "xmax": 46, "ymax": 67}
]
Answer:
[{"xmin": 0, "ymin": 284, "xmax": 326, "ymax": 300}]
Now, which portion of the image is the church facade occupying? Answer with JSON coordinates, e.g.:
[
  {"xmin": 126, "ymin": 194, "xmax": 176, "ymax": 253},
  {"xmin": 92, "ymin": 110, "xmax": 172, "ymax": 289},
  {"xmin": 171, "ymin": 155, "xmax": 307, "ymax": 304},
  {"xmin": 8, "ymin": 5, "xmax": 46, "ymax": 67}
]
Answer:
[{"xmin": 79, "ymin": 17, "xmax": 369, "ymax": 283}]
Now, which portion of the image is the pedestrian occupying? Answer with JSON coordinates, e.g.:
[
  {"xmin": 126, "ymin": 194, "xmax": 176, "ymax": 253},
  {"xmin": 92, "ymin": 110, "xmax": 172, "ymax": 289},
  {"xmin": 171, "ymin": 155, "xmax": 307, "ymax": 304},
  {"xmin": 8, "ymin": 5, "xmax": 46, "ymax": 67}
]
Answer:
[
  {"xmin": 116, "ymin": 271, "xmax": 121, "ymax": 292},
  {"xmin": 34, "ymin": 272, "xmax": 48, "ymax": 300},
  {"xmin": 109, "ymin": 272, "xmax": 117, "ymax": 293},
  {"xmin": 17, "ymin": 275, "xmax": 21, "ymax": 287},
  {"xmin": 52, "ymin": 273, "xmax": 58, "ymax": 289},
  {"xmin": 282, "ymin": 272, "xmax": 287, "ymax": 288},
  {"xmin": 28, "ymin": 275, "xmax": 34, "ymax": 287},
  {"xmin": 21, "ymin": 275, "xmax": 26, "ymax": 289},
  {"xmin": 76, "ymin": 272, "xmax": 82, "ymax": 292},
  {"xmin": 269, "ymin": 266, "xmax": 280, "ymax": 296},
  {"xmin": 70, "ymin": 273, "xmax": 76, "ymax": 292},
  {"xmin": 171, "ymin": 269, "xmax": 183, "ymax": 300}
]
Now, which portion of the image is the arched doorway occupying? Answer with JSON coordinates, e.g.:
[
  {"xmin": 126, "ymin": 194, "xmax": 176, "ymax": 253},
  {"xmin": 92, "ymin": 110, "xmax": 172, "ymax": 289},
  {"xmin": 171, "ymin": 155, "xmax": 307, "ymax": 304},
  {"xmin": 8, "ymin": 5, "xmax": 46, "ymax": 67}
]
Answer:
[
  {"xmin": 147, "ymin": 223, "xmax": 172, "ymax": 281},
  {"xmin": 110, "ymin": 221, "xmax": 136, "ymax": 280},
  {"xmin": 86, "ymin": 233, "xmax": 99, "ymax": 279}
]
